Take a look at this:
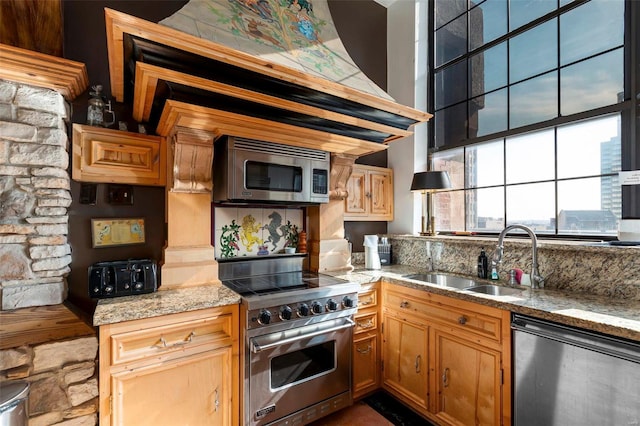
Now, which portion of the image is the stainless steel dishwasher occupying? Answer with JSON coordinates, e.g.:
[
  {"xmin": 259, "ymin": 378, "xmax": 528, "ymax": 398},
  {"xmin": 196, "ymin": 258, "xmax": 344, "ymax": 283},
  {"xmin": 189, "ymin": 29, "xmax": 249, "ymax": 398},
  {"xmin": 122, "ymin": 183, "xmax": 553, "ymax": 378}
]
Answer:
[{"xmin": 512, "ymin": 314, "xmax": 640, "ymax": 425}]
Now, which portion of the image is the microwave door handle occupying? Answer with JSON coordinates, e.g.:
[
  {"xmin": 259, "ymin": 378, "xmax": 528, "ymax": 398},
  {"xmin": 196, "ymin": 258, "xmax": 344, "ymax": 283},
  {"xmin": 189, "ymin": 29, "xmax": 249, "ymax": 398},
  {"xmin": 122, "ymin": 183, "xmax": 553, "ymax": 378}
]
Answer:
[{"xmin": 251, "ymin": 318, "xmax": 354, "ymax": 353}]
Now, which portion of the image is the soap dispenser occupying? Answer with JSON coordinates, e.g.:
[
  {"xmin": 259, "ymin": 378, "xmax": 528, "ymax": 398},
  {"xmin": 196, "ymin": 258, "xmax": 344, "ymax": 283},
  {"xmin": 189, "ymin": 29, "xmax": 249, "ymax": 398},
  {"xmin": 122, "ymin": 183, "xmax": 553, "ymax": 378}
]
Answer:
[{"xmin": 477, "ymin": 248, "xmax": 488, "ymax": 279}]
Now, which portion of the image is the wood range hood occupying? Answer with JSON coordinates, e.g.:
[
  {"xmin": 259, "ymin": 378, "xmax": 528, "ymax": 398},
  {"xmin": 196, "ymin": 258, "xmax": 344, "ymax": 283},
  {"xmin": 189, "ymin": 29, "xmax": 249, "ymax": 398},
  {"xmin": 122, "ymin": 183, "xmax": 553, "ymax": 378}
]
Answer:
[
  {"xmin": 104, "ymin": 7, "xmax": 432, "ymax": 286},
  {"xmin": 105, "ymin": 8, "xmax": 431, "ymax": 158}
]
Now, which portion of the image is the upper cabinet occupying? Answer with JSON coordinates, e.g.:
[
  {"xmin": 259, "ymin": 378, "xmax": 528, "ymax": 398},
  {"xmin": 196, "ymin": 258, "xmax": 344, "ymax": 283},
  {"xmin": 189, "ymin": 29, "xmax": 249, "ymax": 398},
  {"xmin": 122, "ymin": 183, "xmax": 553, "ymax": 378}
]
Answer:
[
  {"xmin": 72, "ymin": 124, "xmax": 166, "ymax": 186},
  {"xmin": 345, "ymin": 164, "xmax": 393, "ymax": 221}
]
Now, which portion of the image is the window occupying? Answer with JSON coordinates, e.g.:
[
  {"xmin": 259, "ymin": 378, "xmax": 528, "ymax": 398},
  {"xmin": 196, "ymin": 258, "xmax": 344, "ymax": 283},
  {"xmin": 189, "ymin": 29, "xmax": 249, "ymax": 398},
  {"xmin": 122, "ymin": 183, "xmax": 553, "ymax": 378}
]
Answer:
[{"xmin": 430, "ymin": 0, "xmax": 633, "ymax": 238}]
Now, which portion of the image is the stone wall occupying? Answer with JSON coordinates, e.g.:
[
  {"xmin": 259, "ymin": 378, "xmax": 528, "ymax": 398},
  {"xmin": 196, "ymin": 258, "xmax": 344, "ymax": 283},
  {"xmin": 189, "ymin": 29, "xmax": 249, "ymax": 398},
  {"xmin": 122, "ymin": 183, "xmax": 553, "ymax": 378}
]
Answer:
[
  {"xmin": 0, "ymin": 336, "xmax": 98, "ymax": 426},
  {"xmin": 0, "ymin": 79, "xmax": 98, "ymax": 425},
  {"xmin": 0, "ymin": 79, "xmax": 72, "ymax": 310}
]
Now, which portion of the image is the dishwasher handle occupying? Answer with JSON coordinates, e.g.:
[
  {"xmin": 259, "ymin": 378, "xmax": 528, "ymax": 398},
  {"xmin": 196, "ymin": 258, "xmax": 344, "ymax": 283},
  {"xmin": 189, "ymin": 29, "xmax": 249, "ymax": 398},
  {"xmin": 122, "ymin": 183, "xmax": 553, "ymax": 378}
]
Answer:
[{"xmin": 512, "ymin": 315, "xmax": 640, "ymax": 364}]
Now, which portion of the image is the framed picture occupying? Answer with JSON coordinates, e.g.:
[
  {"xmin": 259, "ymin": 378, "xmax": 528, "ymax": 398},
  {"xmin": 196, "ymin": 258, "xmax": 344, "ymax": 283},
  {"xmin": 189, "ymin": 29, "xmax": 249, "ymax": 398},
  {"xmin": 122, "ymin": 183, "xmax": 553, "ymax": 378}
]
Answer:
[{"xmin": 91, "ymin": 218, "xmax": 146, "ymax": 248}]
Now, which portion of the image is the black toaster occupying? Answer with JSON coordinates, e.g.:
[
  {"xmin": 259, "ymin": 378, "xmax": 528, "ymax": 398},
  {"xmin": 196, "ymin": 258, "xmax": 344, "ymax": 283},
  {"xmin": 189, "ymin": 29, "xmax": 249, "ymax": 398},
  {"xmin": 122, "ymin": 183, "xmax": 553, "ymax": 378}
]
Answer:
[{"xmin": 88, "ymin": 259, "xmax": 158, "ymax": 298}]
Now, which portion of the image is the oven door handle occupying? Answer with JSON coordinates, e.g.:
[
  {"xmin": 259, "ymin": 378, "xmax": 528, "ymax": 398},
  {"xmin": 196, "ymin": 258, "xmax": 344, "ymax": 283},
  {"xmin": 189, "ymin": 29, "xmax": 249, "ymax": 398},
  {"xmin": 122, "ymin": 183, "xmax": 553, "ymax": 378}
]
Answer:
[{"xmin": 251, "ymin": 318, "xmax": 355, "ymax": 353}]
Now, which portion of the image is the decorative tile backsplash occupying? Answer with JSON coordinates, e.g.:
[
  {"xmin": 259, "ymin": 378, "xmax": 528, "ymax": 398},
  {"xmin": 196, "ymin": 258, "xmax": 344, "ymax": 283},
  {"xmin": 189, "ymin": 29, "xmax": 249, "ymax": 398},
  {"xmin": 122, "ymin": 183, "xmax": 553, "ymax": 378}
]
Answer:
[{"xmin": 214, "ymin": 207, "xmax": 303, "ymax": 259}]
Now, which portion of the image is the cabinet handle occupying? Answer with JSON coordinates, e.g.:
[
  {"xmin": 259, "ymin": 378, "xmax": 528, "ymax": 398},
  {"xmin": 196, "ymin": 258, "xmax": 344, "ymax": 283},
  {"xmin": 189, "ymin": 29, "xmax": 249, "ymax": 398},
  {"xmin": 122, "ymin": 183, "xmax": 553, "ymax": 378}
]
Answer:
[
  {"xmin": 443, "ymin": 367, "xmax": 450, "ymax": 387},
  {"xmin": 357, "ymin": 319, "xmax": 374, "ymax": 329},
  {"xmin": 157, "ymin": 331, "xmax": 195, "ymax": 349},
  {"xmin": 356, "ymin": 345, "xmax": 372, "ymax": 354},
  {"xmin": 361, "ymin": 296, "xmax": 373, "ymax": 306},
  {"xmin": 415, "ymin": 355, "xmax": 421, "ymax": 373},
  {"xmin": 458, "ymin": 316, "xmax": 467, "ymax": 325},
  {"xmin": 214, "ymin": 387, "xmax": 219, "ymax": 412},
  {"xmin": 400, "ymin": 300, "xmax": 410, "ymax": 309}
]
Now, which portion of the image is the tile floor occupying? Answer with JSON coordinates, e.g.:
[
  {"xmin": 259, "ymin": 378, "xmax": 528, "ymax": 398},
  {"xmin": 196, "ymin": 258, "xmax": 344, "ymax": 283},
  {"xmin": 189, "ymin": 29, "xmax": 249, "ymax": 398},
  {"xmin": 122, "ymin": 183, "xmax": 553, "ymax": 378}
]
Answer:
[
  {"xmin": 308, "ymin": 392, "xmax": 434, "ymax": 426},
  {"xmin": 308, "ymin": 400, "xmax": 394, "ymax": 426}
]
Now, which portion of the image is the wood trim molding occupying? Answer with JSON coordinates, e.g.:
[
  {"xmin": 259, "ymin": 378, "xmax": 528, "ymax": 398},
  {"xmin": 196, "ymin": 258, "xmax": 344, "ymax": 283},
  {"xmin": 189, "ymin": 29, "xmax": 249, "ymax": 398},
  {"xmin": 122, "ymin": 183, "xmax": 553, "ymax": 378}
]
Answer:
[
  {"xmin": 104, "ymin": 8, "xmax": 431, "ymax": 123},
  {"xmin": 0, "ymin": 43, "xmax": 88, "ymax": 100},
  {"xmin": 329, "ymin": 153, "xmax": 357, "ymax": 200},
  {"xmin": 133, "ymin": 62, "xmax": 413, "ymax": 140},
  {"xmin": 157, "ymin": 100, "xmax": 386, "ymax": 157}
]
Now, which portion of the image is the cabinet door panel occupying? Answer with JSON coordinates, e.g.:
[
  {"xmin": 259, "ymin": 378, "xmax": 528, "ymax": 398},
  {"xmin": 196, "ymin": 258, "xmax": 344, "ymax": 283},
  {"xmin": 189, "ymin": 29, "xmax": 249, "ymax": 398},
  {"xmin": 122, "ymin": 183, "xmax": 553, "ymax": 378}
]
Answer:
[
  {"xmin": 345, "ymin": 169, "xmax": 367, "ymax": 214},
  {"xmin": 111, "ymin": 348, "xmax": 231, "ymax": 425},
  {"xmin": 72, "ymin": 124, "xmax": 166, "ymax": 186},
  {"xmin": 353, "ymin": 333, "xmax": 379, "ymax": 398},
  {"xmin": 369, "ymin": 170, "xmax": 392, "ymax": 217},
  {"xmin": 382, "ymin": 314, "xmax": 428, "ymax": 411},
  {"xmin": 434, "ymin": 330, "xmax": 501, "ymax": 426}
]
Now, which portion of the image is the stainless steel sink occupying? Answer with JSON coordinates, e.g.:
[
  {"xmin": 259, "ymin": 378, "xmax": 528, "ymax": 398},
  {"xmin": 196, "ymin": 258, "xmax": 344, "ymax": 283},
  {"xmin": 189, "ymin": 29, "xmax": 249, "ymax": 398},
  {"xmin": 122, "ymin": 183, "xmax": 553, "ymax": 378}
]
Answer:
[
  {"xmin": 402, "ymin": 273, "xmax": 480, "ymax": 289},
  {"xmin": 464, "ymin": 284, "xmax": 524, "ymax": 296}
]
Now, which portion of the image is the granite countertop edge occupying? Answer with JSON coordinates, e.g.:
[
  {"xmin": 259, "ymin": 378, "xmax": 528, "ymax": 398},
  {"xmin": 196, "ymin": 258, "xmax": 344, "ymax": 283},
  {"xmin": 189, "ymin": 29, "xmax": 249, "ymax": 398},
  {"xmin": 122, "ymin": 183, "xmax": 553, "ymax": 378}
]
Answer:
[
  {"xmin": 328, "ymin": 265, "xmax": 640, "ymax": 343},
  {"xmin": 93, "ymin": 265, "xmax": 640, "ymax": 343},
  {"xmin": 93, "ymin": 283, "xmax": 241, "ymax": 326}
]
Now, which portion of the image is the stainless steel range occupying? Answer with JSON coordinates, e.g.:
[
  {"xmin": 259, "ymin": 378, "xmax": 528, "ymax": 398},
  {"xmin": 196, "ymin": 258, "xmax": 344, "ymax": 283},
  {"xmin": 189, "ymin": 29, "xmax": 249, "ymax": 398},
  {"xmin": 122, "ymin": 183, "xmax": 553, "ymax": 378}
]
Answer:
[{"xmin": 219, "ymin": 256, "xmax": 358, "ymax": 426}]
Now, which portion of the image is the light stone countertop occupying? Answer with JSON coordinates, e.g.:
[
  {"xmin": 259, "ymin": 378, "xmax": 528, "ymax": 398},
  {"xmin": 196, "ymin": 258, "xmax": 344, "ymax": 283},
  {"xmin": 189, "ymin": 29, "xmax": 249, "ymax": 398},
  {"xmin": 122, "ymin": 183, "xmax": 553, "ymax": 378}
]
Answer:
[
  {"xmin": 93, "ymin": 265, "xmax": 640, "ymax": 344},
  {"xmin": 93, "ymin": 283, "xmax": 241, "ymax": 326},
  {"xmin": 328, "ymin": 265, "xmax": 640, "ymax": 343}
]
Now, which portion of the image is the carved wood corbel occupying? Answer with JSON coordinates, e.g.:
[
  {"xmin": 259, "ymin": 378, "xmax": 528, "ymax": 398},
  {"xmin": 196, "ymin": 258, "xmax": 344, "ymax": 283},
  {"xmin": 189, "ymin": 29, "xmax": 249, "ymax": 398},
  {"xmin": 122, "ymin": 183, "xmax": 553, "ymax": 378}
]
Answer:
[
  {"xmin": 329, "ymin": 153, "xmax": 357, "ymax": 200},
  {"xmin": 169, "ymin": 127, "xmax": 219, "ymax": 193}
]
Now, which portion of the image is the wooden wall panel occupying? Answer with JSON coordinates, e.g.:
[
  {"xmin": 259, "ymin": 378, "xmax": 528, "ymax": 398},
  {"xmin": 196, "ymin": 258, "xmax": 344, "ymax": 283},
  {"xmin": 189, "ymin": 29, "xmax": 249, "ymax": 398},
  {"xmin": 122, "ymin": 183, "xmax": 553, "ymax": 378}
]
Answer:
[{"xmin": 0, "ymin": 0, "xmax": 63, "ymax": 57}]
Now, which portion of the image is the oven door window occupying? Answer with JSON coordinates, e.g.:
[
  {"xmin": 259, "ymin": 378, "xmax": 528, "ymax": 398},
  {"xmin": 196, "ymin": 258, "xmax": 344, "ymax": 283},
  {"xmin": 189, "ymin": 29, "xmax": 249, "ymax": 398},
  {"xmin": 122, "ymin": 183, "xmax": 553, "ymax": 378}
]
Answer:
[
  {"xmin": 245, "ymin": 161, "xmax": 303, "ymax": 193},
  {"xmin": 270, "ymin": 341, "xmax": 335, "ymax": 389}
]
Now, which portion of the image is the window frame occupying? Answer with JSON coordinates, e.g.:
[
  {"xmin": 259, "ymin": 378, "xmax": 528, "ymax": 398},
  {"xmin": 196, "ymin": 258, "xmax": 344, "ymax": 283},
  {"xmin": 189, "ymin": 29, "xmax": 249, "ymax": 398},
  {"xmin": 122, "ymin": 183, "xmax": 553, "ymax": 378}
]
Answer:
[{"xmin": 428, "ymin": 0, "xmax": 639, "ymax": 239}]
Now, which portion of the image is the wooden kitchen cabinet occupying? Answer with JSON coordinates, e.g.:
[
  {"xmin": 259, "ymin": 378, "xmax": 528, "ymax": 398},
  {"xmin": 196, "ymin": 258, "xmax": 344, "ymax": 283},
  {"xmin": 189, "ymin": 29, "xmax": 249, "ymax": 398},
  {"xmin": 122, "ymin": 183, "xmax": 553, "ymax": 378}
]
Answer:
[
  {"xmin": 98, "ymin": 305, "xmax": 238, "ymax": 426},
  {"xmin": 432, "ymin": 329, "xmax": 503, "ymax": 426},
  {"xmin": 381, "ymin": 282, "xmax": 512, "ymax": 426},
  {"xmin": 352, "ymin": 281, "xmax": 380, "ymax": 399},
  {"xmin": 345, "ymin": 164, "xmax": 393, "ymax": 221},
  {"xmin": 72, "ymin": 123, "xmax": 166, "ymax": 186},
  {"xmin": 382, "ymin": 314, "xmax": 429, "ymax": 413}
]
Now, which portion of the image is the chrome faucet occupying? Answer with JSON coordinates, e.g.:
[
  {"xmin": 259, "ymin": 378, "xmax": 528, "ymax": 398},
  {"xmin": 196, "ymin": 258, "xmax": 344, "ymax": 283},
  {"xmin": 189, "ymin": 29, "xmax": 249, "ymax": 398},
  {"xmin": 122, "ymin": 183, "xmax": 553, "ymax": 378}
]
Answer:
[{"xmin": 492, "ymin": 224, "xmax": 545, "ymax": 289}]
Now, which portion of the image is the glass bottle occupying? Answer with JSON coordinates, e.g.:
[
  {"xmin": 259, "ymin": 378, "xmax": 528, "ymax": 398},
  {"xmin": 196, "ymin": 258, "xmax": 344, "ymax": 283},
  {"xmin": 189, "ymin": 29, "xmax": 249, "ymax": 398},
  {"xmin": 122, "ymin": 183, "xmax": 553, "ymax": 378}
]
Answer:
[{"xmin": 87, "ymin": 85, "xmax": 115, "ymax": 127}]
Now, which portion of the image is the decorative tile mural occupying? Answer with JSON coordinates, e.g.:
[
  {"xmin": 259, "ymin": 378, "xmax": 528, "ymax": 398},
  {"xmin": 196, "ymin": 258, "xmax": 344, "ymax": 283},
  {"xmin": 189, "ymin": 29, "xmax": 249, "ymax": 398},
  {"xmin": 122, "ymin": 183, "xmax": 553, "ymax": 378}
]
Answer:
[
  {"xmin": 159, "ymin": 0, "xmax": 392, "ymax": 100},
  {"xmin": 215, "ymin": 207, "xmax": 303, "ymax": 258}
]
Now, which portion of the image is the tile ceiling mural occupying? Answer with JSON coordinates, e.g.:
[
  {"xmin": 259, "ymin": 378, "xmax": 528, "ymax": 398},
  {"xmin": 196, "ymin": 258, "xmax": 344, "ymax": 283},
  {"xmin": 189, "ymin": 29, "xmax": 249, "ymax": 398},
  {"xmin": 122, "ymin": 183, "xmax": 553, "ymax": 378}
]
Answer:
[
  {"xmin": 160, "ymin": 0, "xmax": 393, "ymax": 100},
  {"xmin": 215, "ymin": 207, "xmax": 303, "ymax": 258}
]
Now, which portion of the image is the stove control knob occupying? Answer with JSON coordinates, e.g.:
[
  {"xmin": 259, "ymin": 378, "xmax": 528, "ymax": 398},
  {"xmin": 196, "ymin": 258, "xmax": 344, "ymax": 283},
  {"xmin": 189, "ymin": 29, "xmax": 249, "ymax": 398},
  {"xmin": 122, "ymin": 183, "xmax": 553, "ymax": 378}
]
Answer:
[
  {"xmin": 298, "ymin": 303, "xmax": 310, "ymax": 317},
  {"xmin": 311, "ymin": 301, "xmax": 324, "ymax": 314},
  {"xmin": 326, "ymin": 299, "xmax": 338, "ymax": 311},
  {"xmin": 342, "ymin": 296, "xmax": 355, "ymax": 308},
  {"xmin": 280, "ymin": 306, "xmax": 293, "ymax": 321},
  {"xmin": 258, "ymin": 309, "xmax": 272, "ymax": 325}
]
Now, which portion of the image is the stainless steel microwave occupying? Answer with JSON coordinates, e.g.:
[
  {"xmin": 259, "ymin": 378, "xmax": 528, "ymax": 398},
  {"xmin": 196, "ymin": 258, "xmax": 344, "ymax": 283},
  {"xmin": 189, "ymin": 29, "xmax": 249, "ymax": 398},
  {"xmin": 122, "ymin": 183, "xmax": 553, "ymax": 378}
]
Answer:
[{"xmin": 213, "ymin": 136, "xmax": 330, "ymax": 204}]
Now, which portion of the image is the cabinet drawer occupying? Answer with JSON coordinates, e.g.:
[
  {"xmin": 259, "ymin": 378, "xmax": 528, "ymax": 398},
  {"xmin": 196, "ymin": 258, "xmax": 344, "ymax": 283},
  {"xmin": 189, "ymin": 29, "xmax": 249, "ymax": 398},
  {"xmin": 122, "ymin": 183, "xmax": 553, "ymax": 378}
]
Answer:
[
  {"xmin": 384, "ymin": 289, "xmax": 501, "ymax": 343},
  {"xmin": 384, "ymin": 290, "xmax": 430, "ymax": 319},
  {"xmin": 358, "ymin": 289, "xmax": 378, "ymax": 308},
  {"xmin": 354, "ymin": 311, "xmax": 378, "ymax": 334},
  {"xmin": 424, "ymin": 301, "xmax": 501, "ymax": 343},
  {"xmin": 110, "ymin": 313, "xmax": 233, "ymax": 366}
]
